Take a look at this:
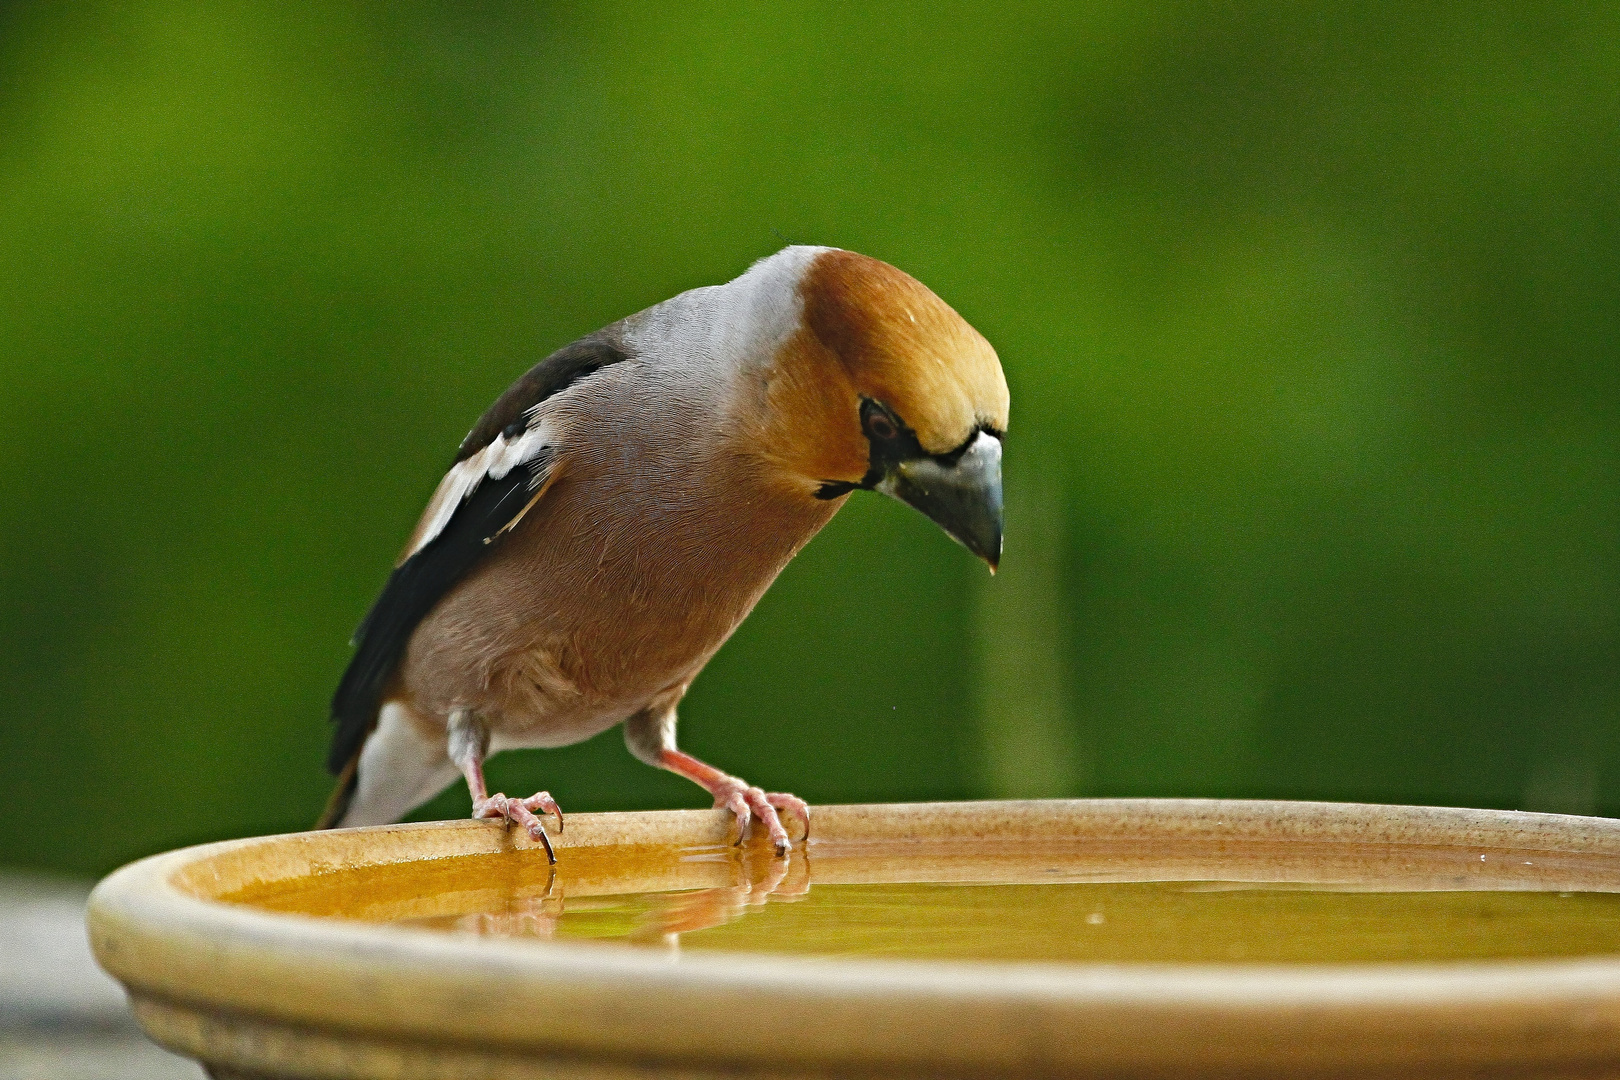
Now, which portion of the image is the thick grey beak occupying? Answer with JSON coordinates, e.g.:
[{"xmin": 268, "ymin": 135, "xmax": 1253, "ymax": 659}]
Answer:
[{"xmin": 878, "ymin": 430, "xmax": 1004, "ymax": 570}]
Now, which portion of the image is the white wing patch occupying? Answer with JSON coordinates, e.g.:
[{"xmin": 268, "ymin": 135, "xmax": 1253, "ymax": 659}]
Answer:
[{"xmin": 397, "ymin": 416, "xmax": 559, "ymax": 566}]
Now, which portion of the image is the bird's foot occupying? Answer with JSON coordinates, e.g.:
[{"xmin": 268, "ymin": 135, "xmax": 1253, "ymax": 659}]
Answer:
[
  {"xmin": 709, "ymin": 781, "xmax": 810, "ymax": 857},
  {"xmin": 650, "ymin": 748, "xmax": 809, "ymax": 857},
  {"xmin": 474, "ymin": 791, "xmax": 563, "ymax": 863}
]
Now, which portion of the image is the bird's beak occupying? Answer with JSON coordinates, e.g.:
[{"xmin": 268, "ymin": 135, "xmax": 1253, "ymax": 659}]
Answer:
[{"xmin": 878, "ymin": 430, "xmax": 1004, "ymax": 571}]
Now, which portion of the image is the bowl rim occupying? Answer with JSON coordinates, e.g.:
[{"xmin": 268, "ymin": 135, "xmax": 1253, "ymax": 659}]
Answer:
[{"xmin": 88, "ymin": 797, "xmax": 1620, "ymax": 1075}]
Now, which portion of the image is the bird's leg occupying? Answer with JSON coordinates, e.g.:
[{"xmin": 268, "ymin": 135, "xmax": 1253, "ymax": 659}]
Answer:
[
  {"xmin": 624, "ymin": 698, "xmax": 809, "ymax": 857},
  {"xmin": 447, "ymin": 709, "xmax": 561, "ymax": 863},
  {"xmin": 658, "ymin": 748, "xmax": 810, "ymax": 857}
]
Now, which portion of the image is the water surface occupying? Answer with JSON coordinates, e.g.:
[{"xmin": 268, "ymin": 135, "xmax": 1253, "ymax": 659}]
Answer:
[{"xmin": 227, "ymin": 841, "xmax": 1620, "ymax": 965}]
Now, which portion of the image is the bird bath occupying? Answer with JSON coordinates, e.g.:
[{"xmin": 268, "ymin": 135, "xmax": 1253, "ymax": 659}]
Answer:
[{"xmin": 89, "ymin": 799, "xmax": 1620, "ymax": 1078}]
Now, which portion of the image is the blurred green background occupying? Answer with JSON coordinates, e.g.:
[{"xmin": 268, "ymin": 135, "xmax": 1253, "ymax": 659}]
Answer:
[{"xmin": 2, "ymin": 3, "xmax": 1616, "ymax": 878}]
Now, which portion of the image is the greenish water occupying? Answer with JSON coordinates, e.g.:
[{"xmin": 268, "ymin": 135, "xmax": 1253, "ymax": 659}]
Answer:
[
  {"xmin": 229, "ymin": 847, "xmax": 1620, "ymax": 965},
  {"xmin": 450, "ymin": 881, "xmax": 1620, "ymax": 965}
]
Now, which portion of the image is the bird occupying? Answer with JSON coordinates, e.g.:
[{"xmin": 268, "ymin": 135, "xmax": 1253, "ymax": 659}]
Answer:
[{"xmin": 316, "ymin": 246, "xmax": 1008, "ymax": 860}]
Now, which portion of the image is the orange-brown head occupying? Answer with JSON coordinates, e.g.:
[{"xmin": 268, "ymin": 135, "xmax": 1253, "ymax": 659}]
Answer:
[{"xmin": 752, "ymin": 248, "xmax": 1009, "ymax": 568}]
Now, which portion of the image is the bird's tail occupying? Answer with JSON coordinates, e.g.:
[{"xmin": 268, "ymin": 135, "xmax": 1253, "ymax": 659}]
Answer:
[
  {"xmin": 313, "ymin": 748, "xmax": 362, "ymax": 829},
  {"xmin": 313, "ymin": 703, "xmax": 460, "ymax": 830}
]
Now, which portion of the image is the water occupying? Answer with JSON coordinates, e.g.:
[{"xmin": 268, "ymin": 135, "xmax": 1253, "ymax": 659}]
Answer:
[{"xmin": 226, "ymin": 841, "xmax": 1620, "ymax": 965}]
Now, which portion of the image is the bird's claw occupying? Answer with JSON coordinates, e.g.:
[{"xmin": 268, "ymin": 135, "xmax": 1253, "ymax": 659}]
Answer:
[
  {"xmin": 474, "ymin": 790, "xmax": 562, "ymax": 864},
  {"xmin": 769, "ymin": 791, "xmax": 811, "ymax": 844},
  {"xmin": 713, "ymin": 783, "xmax": 809, "ymax": 857}
]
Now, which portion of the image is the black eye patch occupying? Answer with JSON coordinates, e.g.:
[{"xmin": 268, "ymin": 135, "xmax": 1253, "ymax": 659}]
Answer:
[
  {"xmin": 855, "ymin": 398, "xmax": 924, "ymax": 486},
  {"xmin": 817, "ymin": 398, "xmax": 965, "ymax": 499}
]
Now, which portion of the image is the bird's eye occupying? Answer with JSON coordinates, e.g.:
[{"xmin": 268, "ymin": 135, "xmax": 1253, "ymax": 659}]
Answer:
[{"xmin": 865, "ymin": 409, "xmax": 898, "ymax": 441}]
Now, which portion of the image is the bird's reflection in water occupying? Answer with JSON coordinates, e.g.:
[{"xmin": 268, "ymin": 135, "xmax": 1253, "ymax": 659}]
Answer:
[
  {"xmin": 628, "ymin": 849, "xmax": 810, "ymax": 952},
  {"xmin": 447, "ymin": 884, "xmax": 564, "ymax": 939},
  {"xmin": 434, "ymin": 847, "xmax": 810, "ymax": 949}
]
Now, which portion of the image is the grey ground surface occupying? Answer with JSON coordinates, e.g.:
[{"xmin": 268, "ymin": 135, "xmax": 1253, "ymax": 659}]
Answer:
[{"xmin": 0, "ymin": 873, "xmax": 201, "ymax": 1080}]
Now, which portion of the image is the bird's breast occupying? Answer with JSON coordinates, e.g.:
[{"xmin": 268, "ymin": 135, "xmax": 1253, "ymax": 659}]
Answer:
[{"xmin": 396, "ymin": 441, "xmax": 837, "ymax": 741}]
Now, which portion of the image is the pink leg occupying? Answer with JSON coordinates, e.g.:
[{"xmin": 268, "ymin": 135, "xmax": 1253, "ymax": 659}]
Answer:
[
  {"xmin": 658, "ymin": 748, "xmax": 810, "ymax": 857},
  {"xmin": 450, "ymin": 713, "xmax": 562, "ymax": 863}
]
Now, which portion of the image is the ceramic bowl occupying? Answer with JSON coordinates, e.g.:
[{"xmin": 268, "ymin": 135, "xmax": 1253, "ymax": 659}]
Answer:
[{"xmin": 88, "ymin": 799, "xmax": 1620, "ymax": 1078}]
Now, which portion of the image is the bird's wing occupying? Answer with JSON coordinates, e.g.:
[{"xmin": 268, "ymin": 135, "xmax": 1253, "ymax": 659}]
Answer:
[{"xmin": 327, "ymin": 332, "xmax": 630, "ymax": 774}]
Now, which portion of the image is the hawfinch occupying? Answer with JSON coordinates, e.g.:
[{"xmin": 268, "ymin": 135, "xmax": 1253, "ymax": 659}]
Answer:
[{"xmin": 318, "ymin": 246, "xmax": 1008, "ymax": 859}]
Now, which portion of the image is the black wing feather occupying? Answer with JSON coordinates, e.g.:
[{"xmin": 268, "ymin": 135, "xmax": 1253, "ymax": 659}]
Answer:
[
  {"xmin": 456, "ymin": 331, "xmax": 628, "ymax": 462},
  {"xmin": 326, "ymin": 331, "xmax": 629, "ymax": 775},
  {"xmin": 326, "ymin": 463, "xmax": 537, "ymax": 772}
]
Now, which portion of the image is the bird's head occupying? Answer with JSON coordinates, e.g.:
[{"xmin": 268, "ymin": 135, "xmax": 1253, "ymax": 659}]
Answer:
[{"xmin": 754, "ymin": 248, "xmax": 1008, "ymax": 570}]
